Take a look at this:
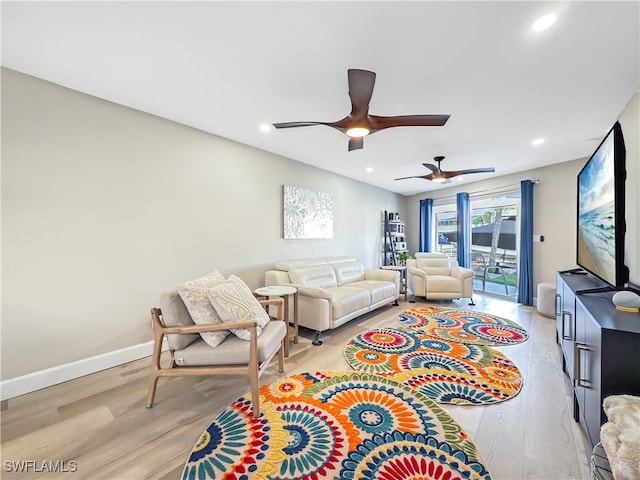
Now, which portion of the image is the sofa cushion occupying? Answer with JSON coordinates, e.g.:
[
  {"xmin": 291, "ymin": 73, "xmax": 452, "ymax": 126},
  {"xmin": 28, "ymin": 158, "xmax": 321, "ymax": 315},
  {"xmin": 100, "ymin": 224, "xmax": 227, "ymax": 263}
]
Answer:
[
  {"xmin": 349, "ymin": 280, "xmax": 397, "ymax": 304},
  {"xmin": 426, "ymin": 275, "xmax": 463, "ymax": 294},
  {"xmin": 207, "ymin": 275, "xmax": 271, "ymax": 341},
  {"xmin": 176, "ymin": 271, "xmax": 230, "ymax": 348},
  {"xmin": 333, "ymin": 261, "xmax": 365, "ymax": 286},
  {"xmin": 174, "ymin": 320, "xmax": 286, "ymax": 366},
  {"xmin": 326, "ymin": 286, "xmax": 370, "ymax": 319},
  {"xmin": 289, "ymin": 265, "xmax": 338, "ymax": 288}
]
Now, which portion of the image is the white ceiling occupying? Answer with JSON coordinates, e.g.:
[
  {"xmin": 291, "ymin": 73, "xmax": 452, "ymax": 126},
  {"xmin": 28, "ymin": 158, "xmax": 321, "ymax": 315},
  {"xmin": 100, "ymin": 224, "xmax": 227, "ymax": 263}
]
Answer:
[{"xmin": 2, "ymin": 1, "xmax": 638, "ymax": 196}]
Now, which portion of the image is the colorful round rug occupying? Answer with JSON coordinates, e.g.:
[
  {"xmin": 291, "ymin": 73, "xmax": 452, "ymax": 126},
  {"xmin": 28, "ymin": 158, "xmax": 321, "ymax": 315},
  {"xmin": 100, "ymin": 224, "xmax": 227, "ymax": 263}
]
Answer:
[
  {"xmin": 399, "ymin": 306, "xmax": 528, "ymax": 346},
  {"xmin": 344, "ymin": 327, "xmax": 522, "ymax": 405},
  {"xmin": 182, "ymin": 371, "xmax": 492, "ymax": 480}
]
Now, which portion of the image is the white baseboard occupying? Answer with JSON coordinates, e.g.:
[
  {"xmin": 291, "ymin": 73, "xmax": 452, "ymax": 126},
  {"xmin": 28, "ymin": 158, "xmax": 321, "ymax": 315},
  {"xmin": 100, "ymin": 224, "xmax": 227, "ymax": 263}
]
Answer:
[{"xmin": 0, "ymin": 340, "xmax": 168, "ymax": 401}]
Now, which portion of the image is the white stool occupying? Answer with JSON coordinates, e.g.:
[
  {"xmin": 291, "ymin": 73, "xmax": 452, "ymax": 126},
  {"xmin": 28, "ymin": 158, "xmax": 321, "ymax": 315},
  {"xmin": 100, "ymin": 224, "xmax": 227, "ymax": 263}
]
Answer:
[{"xmin": 537, "ymin": 282, "xmax": 556, "ymax": 318}]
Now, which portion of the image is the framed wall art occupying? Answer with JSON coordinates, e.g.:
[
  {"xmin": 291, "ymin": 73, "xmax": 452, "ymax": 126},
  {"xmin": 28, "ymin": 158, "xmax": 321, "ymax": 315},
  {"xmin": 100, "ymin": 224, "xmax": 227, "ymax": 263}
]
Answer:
[{"xmin": 283, "ymin": 185, "xmax": 333, "ymax": 239}]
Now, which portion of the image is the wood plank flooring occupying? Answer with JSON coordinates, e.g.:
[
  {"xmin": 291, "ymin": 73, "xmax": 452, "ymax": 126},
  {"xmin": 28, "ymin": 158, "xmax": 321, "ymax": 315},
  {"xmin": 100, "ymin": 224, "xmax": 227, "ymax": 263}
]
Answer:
[{"xmin": 1, "ymin": 294, "xmax": 592, "ymax": 479}]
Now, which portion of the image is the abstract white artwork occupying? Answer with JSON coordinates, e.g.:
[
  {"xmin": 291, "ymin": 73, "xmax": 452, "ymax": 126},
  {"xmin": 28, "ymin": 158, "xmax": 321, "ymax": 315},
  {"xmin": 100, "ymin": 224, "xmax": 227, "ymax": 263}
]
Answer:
[{"xmin": 283, "ymin": 185, "xmax": 333, "ymax": 239}]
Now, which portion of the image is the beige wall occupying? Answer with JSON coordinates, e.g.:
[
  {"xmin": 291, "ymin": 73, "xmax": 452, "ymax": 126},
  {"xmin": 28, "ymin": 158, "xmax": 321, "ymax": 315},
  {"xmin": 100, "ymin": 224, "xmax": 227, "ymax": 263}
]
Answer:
[
  {"xmin": 3, "ymin": 68, "xmax": 637, "ymax": 382},
  {"xmin": 1, "ymin": 68, "xmax": 404, "ymax": 380},
  {"xmin": 404, "ymin": 91, "xmax": 640, "ymax": 289}
]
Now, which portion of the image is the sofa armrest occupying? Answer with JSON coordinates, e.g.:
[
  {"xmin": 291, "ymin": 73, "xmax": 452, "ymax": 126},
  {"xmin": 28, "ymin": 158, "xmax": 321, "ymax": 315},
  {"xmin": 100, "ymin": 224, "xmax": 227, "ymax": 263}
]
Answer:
[{"xmin": 364, "ymin": 268, "xmax": 399, "ymax": 283}]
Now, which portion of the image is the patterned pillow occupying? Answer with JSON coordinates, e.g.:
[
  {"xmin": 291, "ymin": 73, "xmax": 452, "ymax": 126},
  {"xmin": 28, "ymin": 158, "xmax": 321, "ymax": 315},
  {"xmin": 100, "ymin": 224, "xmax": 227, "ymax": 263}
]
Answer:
[
  {"xmin": 176, "ymin": 271, "xmax": 230, "ymax": 348},
  {"xmin": 207, "ymin": 275, "xmax": 270, "ymax": 341}
]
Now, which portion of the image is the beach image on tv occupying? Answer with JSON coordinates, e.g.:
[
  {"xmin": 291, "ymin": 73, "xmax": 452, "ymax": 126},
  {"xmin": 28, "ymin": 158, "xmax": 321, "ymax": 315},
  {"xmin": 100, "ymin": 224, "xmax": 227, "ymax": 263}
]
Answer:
[{"xmin": 577, "ymin": 133, "xmax": 616, "ymax": 284}]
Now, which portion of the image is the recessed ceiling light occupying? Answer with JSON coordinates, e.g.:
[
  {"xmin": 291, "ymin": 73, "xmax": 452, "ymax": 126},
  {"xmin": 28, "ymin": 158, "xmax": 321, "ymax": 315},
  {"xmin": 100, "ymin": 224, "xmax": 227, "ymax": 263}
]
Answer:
[
  {"xmin": 366, "ymin": 167, "xmax": 373, "ymax": 173},
  {"xmin": 532, "ymin": 13, "xmax": 556, "ymax": 32},
  {"xmin": 259, "ymin": 124, "xmax": 272, "ymax": 133},
  {"xmin": 531, "ymin": 138, "xmax": 545, "ymax": 146}
]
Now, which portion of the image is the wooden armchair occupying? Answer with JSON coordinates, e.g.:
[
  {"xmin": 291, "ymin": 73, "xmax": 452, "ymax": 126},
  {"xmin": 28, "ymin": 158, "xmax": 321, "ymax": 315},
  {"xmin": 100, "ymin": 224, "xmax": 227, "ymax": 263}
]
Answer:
[{"xmin": 147, "ymin": 290, "xmax": 286, "ymax": 418}]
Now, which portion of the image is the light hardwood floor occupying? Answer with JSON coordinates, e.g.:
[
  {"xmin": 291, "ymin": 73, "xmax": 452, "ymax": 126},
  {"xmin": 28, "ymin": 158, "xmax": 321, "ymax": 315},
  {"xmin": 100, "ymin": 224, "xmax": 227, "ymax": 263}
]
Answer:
[{"xmin": 1, "ymin": 293, "xmax": 592, "ymax": 479}]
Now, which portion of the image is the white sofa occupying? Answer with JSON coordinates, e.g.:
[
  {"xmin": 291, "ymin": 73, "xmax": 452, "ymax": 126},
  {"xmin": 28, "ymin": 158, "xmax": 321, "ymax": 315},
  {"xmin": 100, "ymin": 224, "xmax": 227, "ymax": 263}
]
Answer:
[
  {"xmin": 265, "ymin": 256, "xmax": 400, "ymax": 345},
  {"xmin": 406, "ymin": 252, "xmax": 474, "ymax": 305}
]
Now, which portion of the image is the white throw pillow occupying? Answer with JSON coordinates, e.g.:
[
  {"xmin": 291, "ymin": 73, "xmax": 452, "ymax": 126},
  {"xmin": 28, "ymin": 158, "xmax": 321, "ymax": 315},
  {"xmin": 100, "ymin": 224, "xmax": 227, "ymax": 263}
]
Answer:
[
  {"xmin": 176, "ymin": 271, "xmax": 230, "ymax": 348},
  {"xmin": 207, "ymin": 275, "xmax": 270, "ymax": 341}
]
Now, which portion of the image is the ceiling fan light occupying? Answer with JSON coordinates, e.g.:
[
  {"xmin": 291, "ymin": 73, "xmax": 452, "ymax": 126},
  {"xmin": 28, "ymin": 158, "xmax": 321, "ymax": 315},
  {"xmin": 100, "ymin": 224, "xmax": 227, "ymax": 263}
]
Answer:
[
  {"xmin": 432, "ymin": 176, "xmax": 447, "ymax": 183},
  {"xmin": 346, "ymin": 127, "xmax": 370, "ymax": 138}
]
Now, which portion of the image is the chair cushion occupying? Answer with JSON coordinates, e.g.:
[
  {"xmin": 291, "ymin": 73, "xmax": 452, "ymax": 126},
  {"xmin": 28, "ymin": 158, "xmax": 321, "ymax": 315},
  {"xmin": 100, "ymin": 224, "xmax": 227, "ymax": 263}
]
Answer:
[
  {"xmin": 176, "ymin": 271, "xmax": 230, "ymax": 348},
  {"xmin": 416, "ymin": 257, "xmax": 451, "ymax": 276},
  {"xmin": 426, "ymin": 275, "xmax": 462, "ymax": 294},
  {"xmin": 207, "ymin": 275, "xmax": 270, "ymax": 341},
  {"xmin": 159, "ymin": 289, "xmax": 200, "ymax": 351},
  {"xmin": 174, "ymin": 320, "xmax": 286, "ymax": 366}
]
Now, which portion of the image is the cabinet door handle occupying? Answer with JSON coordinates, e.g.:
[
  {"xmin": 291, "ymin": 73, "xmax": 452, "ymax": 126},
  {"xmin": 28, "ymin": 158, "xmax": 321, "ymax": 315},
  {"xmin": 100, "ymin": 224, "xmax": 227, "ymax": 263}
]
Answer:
[
  {"xmin": 562, "ymin": 311, "xmax": 572, "ymax": 340},
  {"xmin": 574, "ymin": 342, "xmax": 591, "ymax": 387},
  {"xmin": 555, "ymin": 294, "xmax": 561, "ymax": 317}
]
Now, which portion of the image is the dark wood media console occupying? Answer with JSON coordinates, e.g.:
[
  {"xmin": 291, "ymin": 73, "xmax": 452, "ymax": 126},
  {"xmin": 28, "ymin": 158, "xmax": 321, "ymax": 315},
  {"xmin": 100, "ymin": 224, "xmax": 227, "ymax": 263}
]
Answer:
[{"xmin": 555, "ymin": 272, "xmax": 640, "ymax": 448}]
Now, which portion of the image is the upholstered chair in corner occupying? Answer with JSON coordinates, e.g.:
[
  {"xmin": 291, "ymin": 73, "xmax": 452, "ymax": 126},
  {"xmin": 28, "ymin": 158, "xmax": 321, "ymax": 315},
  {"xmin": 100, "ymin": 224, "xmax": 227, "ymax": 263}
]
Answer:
[{"xmin": 406, "ymin": 252, "xmax": 474, "ymax": 305}]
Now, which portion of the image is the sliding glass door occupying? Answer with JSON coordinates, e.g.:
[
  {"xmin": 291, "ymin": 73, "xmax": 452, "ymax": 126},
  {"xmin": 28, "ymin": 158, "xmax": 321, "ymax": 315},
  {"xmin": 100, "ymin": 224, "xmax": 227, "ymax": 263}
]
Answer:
[
  {"xmin": 431, "ymin": 191, "xmax": 520, "ymax": 300},
  {"xmin": 470, "ymin": 196, "xmax": 520, "ymax": 299}
]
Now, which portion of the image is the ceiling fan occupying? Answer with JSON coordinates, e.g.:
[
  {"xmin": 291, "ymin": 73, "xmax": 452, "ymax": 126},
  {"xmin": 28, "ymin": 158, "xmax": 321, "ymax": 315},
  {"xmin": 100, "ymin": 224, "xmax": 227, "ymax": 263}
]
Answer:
[
  {"xmin": 273, "ymin": 69, "xmax": 450, "ymax": 151},
  {"xmin": 395, "ymin": 156, "xmax": 496, "ymax": 184}
]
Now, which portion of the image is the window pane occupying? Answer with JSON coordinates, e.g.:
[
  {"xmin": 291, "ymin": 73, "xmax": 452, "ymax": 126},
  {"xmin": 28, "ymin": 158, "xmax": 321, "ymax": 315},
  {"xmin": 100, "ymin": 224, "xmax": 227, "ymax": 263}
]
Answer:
[{"xmin": 436, "ymin": 211, "xmax": 457, "ymax": 260}]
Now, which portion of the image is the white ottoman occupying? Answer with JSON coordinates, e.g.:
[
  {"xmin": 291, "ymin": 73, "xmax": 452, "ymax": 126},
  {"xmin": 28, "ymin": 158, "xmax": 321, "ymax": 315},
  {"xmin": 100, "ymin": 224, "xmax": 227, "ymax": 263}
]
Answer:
[{"xmin": 537, "ymin": 282, "xmax": 556, "ymax": 318}]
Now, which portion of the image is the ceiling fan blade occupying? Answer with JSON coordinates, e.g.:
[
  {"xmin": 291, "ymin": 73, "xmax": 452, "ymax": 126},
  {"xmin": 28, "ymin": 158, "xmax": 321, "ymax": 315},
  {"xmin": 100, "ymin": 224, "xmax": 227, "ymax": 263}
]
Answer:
[
  {"xmin": 347, "ymin": 69, "xmax": 376, "ymax": 118},
  {"xmin": 369, "ymin": 114, "xmax": 450, "ymax": 131},
  {"xmin": 348, "ymin": 137, "xmax": 364, "ymax": 151},
  {"xmin": 445, "ymin": 167, "xmax": 496, "ymax": 177},
  {"xmin": 394, "ymin": 175, "xmax": 431, "ymax": 181},
  {"xmin": 273, "ymin": 121, "xmax": 328, "ymax": 129},
  {"xmin": 422, "ymin": 163, "xmax": 440, "ymax": 174}
]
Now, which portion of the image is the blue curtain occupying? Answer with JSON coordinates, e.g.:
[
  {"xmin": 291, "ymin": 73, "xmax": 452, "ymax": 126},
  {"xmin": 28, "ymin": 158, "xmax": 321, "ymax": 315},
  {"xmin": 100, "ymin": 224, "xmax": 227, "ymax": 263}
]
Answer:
[
  {"xmin": 419, "ymin": 198, "xmax": 433, "ymax": 252},
  {"xmin": 518, "ymin": 180, "xmax": 534, "ymax": 305},
  {"xmin": 456, "ymin": 193, "xmax": 470, "ymax": 268}
]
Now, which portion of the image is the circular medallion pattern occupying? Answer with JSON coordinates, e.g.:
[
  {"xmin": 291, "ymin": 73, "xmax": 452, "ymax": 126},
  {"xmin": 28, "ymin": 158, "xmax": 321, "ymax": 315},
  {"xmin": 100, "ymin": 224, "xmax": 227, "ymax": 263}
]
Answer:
[
  {"xmin": 345, "ymin": 327, "xmax": 522, "ymax": 405},
  {"xmin": 399, "ymin": 307, "xmax": 528, "ymax": 346},
  {"xmin": 182, "ymin": 371, "xmax": 491, "ymax": 479}
]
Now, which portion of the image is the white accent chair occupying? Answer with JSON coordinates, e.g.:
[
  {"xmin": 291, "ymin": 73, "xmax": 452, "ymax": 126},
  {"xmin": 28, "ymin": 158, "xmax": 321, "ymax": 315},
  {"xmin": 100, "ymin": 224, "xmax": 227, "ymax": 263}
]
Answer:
[{"xmin": 407, "ymin": 252, "xmax": 474, "ymax": 304}]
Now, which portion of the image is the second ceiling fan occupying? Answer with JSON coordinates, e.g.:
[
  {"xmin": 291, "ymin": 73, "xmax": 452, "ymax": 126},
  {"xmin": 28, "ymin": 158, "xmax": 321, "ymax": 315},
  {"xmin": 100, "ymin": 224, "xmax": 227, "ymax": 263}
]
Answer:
[
  {"xmin": 273, "ymin": 69, "xmax": 450, "ymax": 151},
  {"xmin": 395, "ymin": 156, "xmax": 495, "ymax": 184}
]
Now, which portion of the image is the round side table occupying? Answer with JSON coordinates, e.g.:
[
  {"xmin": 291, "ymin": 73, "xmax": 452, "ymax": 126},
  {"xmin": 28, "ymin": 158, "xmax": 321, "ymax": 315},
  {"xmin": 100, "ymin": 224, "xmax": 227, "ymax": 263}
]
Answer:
[{"xmin": 254, "ymin": 285, "xmax": 298, "ymax": 357}]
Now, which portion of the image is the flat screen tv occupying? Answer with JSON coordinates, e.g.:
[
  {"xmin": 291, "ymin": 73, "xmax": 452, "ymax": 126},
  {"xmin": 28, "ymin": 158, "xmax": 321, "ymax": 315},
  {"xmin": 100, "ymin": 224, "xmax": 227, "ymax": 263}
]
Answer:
[{"xmin": 576, "ymin": 121, "xmax": 628, "ymax": 288}]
